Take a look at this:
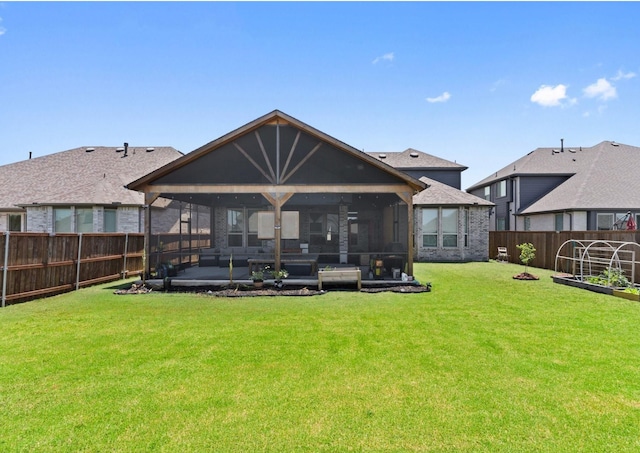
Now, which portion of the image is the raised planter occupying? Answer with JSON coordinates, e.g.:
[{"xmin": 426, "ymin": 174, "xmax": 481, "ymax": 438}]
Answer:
[
  {"xmin": 553, "ymin": 275, "xmax": 640, "ymax": 302},
  {"xmin": 552, "ymin": 275, "xmax": 613, "ymax": 295},
  {"xmin": 612, "ymin": 289, "xmax": 640, "ymax": 302},
  {"xmin": 318, "ymin": 268, "xmax": 361, "ymax": 290}
]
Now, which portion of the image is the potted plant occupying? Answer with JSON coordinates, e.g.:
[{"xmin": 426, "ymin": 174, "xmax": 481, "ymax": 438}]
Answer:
[
  {"xmin": 273, "ymin": 268, "xmax": 289, "ymax": 289},
  {"xmin": 250, "ymin": 270, "xmax": 264, "ymax": 288}
]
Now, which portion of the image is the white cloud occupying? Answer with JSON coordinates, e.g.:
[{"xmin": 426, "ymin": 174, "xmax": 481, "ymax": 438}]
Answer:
[
  {"xmin": 490, "ymin": 78, "xmax": 507, "ymax": 92},
  {"xmin": 530, "ymin": 84, "xmax": 569, "ymax": 107},
  {"xmin": 583, "ymin": 78, "xmax": 617, "ymax": 101},
  {"xmin": 612, "ymin": 70, "xmax": 636, "ymax": 81},
  {"xmin": 0, "ymin": 17, "xmax": 5, "ymax": 36},
  {"xmin": 426, "ymin": 92, "xmax": 451, "ymax": 103},
  {"xmin": 372, "ymin": 52, "xmax": 394, "ymax": 64}
]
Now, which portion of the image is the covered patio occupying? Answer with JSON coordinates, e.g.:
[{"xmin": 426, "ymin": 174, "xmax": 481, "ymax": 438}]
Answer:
[{"xmin": 127, "ymin": 110, "xmax": 426, "ymax": 289}]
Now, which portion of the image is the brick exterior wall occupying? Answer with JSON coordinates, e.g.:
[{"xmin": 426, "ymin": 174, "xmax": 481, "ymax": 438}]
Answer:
[{"xmin": 414, "ymin": 206, "xmax": 490, "ymax": 262}]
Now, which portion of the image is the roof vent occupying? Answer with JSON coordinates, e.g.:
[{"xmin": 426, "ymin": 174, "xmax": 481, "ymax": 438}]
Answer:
[
  {"xmin": 85, "ymin": 147, "xmax": 95, "ymax": 153},
  {"xmin": 568, "ymin": 148, "xmax": 576, "ymax": 153},
  {"xmin": 409, "ymin": 151, "xmax": 419, "ymax": 158},
  {"xmin": 611, "ymin": 141, "xmax": 619, "ymax": 147},
  {"xmin": 116, "ymin": 147, "xmax": 124, "ymax": 153},
  {"xmin": 378, "ymin": 153, "xmax": 387, "ymax": 159},
  {"xmin": 146, "ymin": 147, "xmax": 155, "ymax": 152}
]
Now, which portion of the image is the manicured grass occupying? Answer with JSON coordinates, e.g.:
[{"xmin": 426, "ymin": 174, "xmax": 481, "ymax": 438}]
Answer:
[{"xmin": 1, "ymin": 262, "xmax": 640, "ymax": 452}]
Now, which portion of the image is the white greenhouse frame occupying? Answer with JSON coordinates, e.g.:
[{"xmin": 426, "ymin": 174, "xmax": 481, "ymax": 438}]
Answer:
[{"xmin": 554, "ymin": 239, "xmax": 640, "ymax": 286}]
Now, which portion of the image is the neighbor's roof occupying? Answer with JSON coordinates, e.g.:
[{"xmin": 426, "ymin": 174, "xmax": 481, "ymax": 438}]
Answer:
[
  {"xmin": 413, "ymin": 177, "xmax": 493, "ymax": 207},
  {"xmin": 368, "ymin": 148, "xmax": 467, "ymax": 170},
  {"xmin": 0, "ymin": 146, "xmax": 182, "ymax": 209},
  {"xmin": 466, "ymin": 141, "xmax": 640, "ymax": 214}
]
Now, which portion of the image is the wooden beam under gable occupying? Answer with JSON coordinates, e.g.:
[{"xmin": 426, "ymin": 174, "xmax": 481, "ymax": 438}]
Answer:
[
  {"xmin": 254, "ymin": 130, "xmax": 277, "ymax": 182},
  {"xmin": 232, "ymin": 142, "xmax": 275, "ymax": 184},
  {"xmin": 146, "ymin": 183, "xmax": 416, "ymax": 194},
  {"xmin": 280, "ymin": 141, "xmax": 323, "ymax": 184},
  {"xmin": 280, "ymin": 130, "xmax": 301, "ymax": 182}
]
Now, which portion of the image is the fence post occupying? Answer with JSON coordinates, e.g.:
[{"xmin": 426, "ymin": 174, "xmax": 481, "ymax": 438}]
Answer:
[
  {"xmin": 122, "ymin": 233, "xmax": 129, "ymax": 279},
  {"xmin": 2, "ymin": 232, "xmax": 9, "ymax": 308},
  {"xmin": 75, "ymin": 233, "xmax": 83, "ymax": 291}
]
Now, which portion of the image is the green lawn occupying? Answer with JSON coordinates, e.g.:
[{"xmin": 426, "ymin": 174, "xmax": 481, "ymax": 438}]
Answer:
[{"xmin": 1, "ymin": 262, "xmax": 639, "ymax": 452}]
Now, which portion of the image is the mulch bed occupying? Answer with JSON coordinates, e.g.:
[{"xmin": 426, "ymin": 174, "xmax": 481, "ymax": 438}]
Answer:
[
  {"xmin": 205, "ymin": 287, "xmax": 323, "ymax": 297},
  {"xmin": 115, "ymin": 282, "xmax": 432, "ymax": 297},
  {"xmin": 360, "ymin": 284, "xmax": 431, "ymax": 293},
  {"xmin": 114, "ymin": 283, "xmax": 153, "ymax": 295},
  {"xmin": 513, "ymin": 272, "xmax": 539, "ymax": 280}
]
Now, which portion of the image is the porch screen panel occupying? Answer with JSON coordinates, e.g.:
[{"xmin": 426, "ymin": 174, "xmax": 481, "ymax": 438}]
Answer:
[{"xmin": 247, "ymin": 209, "xmax": 261, "ymax": 246}]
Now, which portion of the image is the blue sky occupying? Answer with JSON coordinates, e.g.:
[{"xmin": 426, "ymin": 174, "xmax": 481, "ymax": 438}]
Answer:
[{"xmin": 1, "ymin": 2, "xmax": 639, "ymax": 189}]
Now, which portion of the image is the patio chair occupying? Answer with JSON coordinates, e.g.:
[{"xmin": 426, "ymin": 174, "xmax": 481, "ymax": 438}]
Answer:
[{"xmin": 496, "ymin": 247, "xmax": 509, "ymax": 262}]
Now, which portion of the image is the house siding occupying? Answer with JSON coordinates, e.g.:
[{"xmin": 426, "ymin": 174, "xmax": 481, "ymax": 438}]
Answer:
[
  {"xmin": 403, "ymin": 170, "xmax": 461, "ymax": 190},
  {"xmin": 518, "ymin": 175, "xmax": 569, "ymax": 211}
]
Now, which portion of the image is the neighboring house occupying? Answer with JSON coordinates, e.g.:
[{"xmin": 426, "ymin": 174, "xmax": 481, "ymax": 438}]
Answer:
[
  {"xmin": 368, "ymin": 148, "xmax": 468, "ymax": 189},
  {"xmin": 467, "ymin": 140, "xmax": 640, "ymax": 231},
  {"xmin": 0, "ymin": 144, "xmax": 184, "ymax": 233},
  {"xmin": 128, "ymin": 110, "xmax": 492, "ymax": 274}
]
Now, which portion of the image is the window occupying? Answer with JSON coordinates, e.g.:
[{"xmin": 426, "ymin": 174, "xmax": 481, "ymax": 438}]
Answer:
[
  {"xmin": 54, "ymin": 208, "xmax": 72, "ymax": 232},
  {"xmin": 497, "ymin": 180, "xmax": 507, "ymax": 198},
  {"xmin": 8, "ymin": 214, "xmax": 22, "ymax": 232},
  {"xmin": 496, "ymin": 217, "xmax": 506, "ymax": 231},
  {"xmin": 104, "ymin": 209, "xmax": 117, "ymax": 232},
  {"xmin": 227, "ymin": 208, "xmax": 263, "ymax": 248},
  {"xmin": 421, "ymin": 208, "xmax": 438, "ymax": 247},
  {"xmin": 484, "ymin": 186, "xmax": 491, "ymax": 201},
  {"xmin": 76, "ymin": 208, "xmax": 93, "ymax": 233},
  {"xmin": 442, "ymin": 208, "xmax": 458, "ymax": 248},
  {"xmin": 597, "ymin": 213, "xmax": 613, "ymax": 230},
  {"xmin": 555, "ymin": 213, "xmax": 564, "ymax": 232},
  {"xmin": 524, "ymin": 216, "xmax": 531, "ymax": 231},
  {"xmin": 227, "ymin": 209, "xmax": 244, "ymax": 247}
]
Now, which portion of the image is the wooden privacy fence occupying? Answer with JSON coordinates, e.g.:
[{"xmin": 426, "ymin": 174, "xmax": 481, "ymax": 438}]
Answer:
[
  {"xmin": 1, "ymin": 232, "xmax": 145, "ymax": 307},
  {"xmin": 490, "ymin": 230, "xmax": 640, "ymax": 271}
]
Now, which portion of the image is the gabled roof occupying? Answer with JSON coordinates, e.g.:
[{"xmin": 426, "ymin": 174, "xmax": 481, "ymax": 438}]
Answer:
[
  {"xmin": 0, "ymin": 146, "xmax": 182, "ymax": 209},
  {"xmin": 128, "ymin": 110, "xmax": 426, "ymax": 193},
  {"xmin": 413, "ymin": 177, "xmax": 493, "ymax": 207},
  {"xmin": 466, "ymin": 141, "xmax": 640, "ymax": 214},
  {"xmin": 368, "ymin": 148, "xmax": 467, "ymax": 170}
]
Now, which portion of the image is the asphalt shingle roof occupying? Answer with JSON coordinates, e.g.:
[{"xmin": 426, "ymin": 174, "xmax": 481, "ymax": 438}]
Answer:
[
  {"xmin": 367, "ymin": 148, "xmax": 467, "ymax": 170},
  {"xmin": 0, "ymin": 146, "xmax": 183, "ymax": 209},
  {"xmin": 413, "ymin": 177, "xmax": 493, "ymax": 206},
  {"xmin": 466, "ymin": 141, "xmax": 640, "ymax": 214}
]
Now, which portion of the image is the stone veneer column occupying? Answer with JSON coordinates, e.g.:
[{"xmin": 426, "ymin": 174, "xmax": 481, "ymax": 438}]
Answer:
[{"xmin": 339, "ymin": 204, "xmax": 349, "ymax": 263}]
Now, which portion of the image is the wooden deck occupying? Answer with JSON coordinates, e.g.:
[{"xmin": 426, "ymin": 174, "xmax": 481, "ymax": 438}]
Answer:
[{"xmin": 146, "ymin": 264, "xmax": 418, "ymax": 290}]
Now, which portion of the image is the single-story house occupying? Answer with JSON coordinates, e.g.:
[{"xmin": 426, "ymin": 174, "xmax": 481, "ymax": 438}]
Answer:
[
  {"xmin": 127, "ymin": 110, "xmax": 492, "ymax": 276},
  {"xmin": 0, "ymin": 144, "xmax": 184, "ymax": 233},
  {"xmin": 466, "ymin": 140, "xmax": 640, "ymax": 231}
]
